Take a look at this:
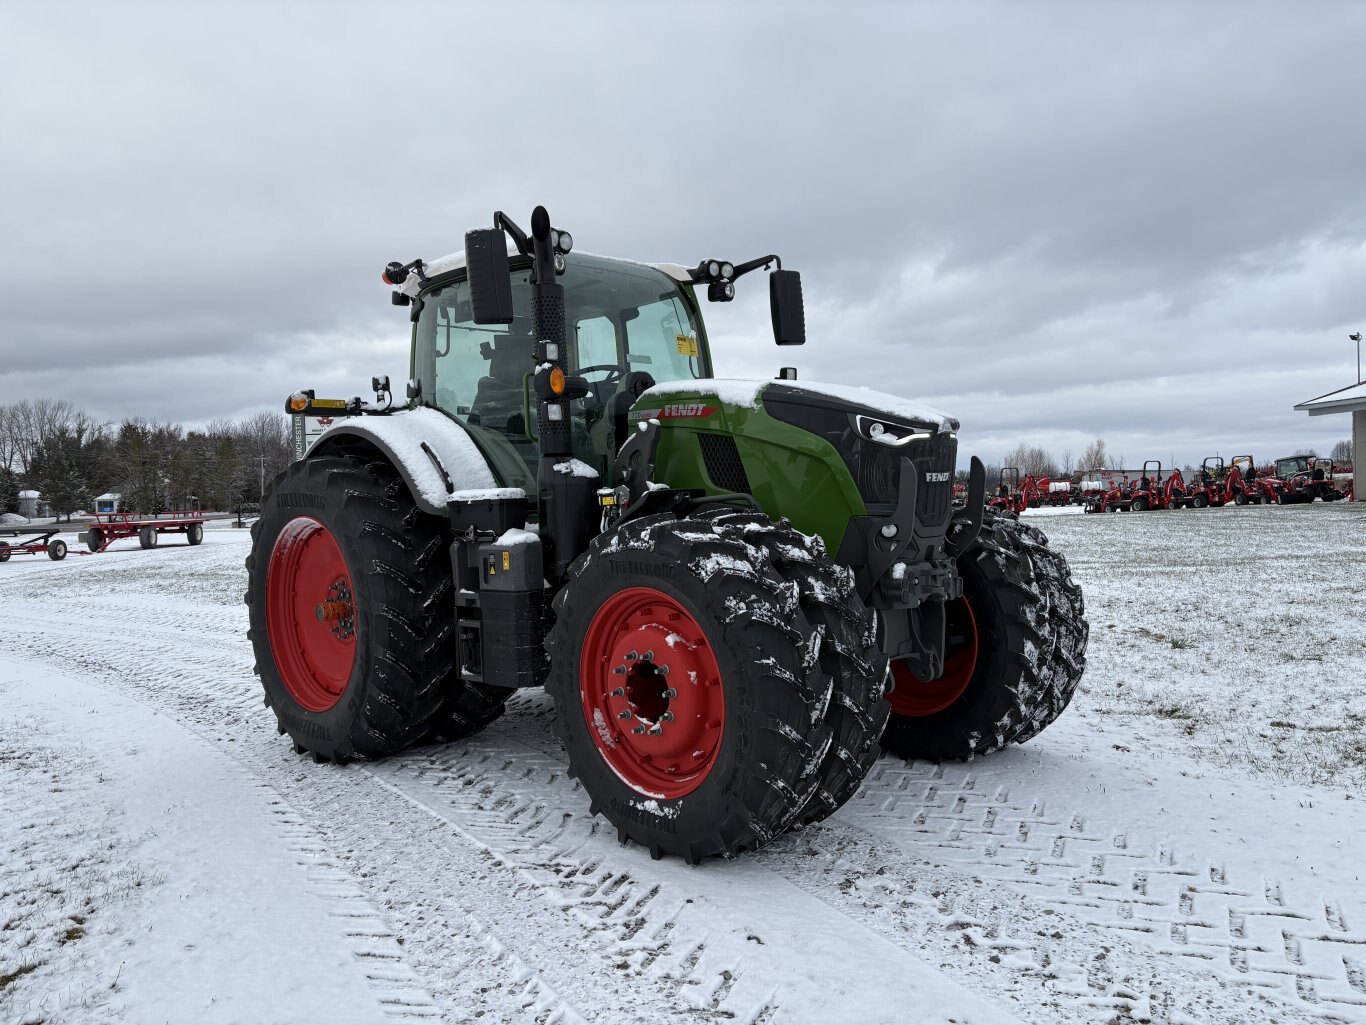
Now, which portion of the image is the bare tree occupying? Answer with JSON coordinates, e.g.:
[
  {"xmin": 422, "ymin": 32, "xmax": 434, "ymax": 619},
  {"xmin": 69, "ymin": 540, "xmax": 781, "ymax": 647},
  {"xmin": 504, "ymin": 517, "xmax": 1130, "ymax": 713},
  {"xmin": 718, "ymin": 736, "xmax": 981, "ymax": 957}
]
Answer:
[
  {"xmin": 1079, "ymin": 437, "xmax": 1108, "ymax": 472},
  {"xmin": 1331, "ymin": 438, "xmax": 1353, "ymax": 464},
  {"xmin": 1001, "ymin": 443, "xmax": 1060, "ymax": 479},
  {"xmin": 1060, "ymin": 448, "xmax": 1075, "ymax": 476}
]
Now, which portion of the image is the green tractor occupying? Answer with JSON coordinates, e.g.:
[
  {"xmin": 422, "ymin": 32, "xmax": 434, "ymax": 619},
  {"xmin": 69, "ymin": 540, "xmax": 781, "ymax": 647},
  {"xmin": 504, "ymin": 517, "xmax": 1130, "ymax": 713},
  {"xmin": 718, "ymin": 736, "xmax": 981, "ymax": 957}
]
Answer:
[{"xmin": 246, "ymin": 206, "xmax": 1087, "ymax": 862}]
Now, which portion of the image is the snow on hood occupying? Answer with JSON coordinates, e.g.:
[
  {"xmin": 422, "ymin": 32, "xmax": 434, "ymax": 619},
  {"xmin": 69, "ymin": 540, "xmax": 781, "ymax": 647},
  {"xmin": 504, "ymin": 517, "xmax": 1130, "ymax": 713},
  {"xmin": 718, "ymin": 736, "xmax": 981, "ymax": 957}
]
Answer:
[{"xmin": 641, "ymin": 378, "xmax": 957, "ymax": 431}]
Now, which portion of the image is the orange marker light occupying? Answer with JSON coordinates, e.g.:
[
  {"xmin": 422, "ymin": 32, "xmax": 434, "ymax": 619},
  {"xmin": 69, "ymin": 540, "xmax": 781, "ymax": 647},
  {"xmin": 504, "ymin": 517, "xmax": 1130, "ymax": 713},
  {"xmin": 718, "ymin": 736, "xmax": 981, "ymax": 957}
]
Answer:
[
  {"xmin": 549, "ymin": 367, "xmax": 566, "ymax": 395},
  {"xmin": 288, "ymin": 394, "xmax": 309, "ymax": 412}
]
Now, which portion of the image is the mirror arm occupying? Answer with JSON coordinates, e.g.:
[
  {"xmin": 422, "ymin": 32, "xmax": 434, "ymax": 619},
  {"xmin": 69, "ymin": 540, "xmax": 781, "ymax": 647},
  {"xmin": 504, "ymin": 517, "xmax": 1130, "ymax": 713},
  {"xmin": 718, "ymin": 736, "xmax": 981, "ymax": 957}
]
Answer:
[
  {"xmin": 730, "ymin": 253, "xmax": 781, "ymax": 279},
  {"xmin": 492, "ymin": 211, "xmax": 531, "ymax": 256}
]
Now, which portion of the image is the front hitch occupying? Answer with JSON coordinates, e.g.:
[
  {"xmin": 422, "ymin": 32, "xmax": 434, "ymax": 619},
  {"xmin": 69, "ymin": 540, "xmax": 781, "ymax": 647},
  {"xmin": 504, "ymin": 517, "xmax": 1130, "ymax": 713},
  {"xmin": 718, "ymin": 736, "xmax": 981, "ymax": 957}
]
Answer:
[{"xmin": 944, "ymin": 456, "xmax": 986, "ymax": 558}]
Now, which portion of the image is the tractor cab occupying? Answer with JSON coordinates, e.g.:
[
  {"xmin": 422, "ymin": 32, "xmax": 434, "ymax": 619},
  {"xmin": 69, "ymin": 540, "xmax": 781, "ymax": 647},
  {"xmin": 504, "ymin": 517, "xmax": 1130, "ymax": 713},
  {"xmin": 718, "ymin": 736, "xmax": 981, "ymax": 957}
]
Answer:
[
  {"xmin": 411, "ymin": 253, "xmax": 713, "ymax": 493},
  {"xmin": 1275, "ymin": 455, "xmax": 1312, "ymax": 481}
]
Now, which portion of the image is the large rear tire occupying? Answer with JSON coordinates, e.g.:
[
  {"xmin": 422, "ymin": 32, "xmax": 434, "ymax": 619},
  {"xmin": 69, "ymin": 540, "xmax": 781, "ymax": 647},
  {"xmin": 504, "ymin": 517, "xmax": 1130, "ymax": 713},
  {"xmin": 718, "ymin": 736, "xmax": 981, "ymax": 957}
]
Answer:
[
  {"xmin": 546, "ymin": 510, "xmax": 840, "ymax": 862},
  {"xmin": 246, "ymin": 455, "xmax": 503, "ymax": 762},
  {"xmin": 881, "ymin": 510, "xmax": 1087, "ymax": 762}
]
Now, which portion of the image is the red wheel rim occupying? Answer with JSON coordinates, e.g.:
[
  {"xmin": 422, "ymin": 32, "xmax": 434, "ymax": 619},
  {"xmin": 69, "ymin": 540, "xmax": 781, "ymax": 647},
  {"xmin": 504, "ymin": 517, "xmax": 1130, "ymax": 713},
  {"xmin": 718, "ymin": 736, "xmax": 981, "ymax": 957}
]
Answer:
[
  {"xmin": 265, "ymin": 517, "xmax": 357, "ymax": 713},
  {"xmin": 579, "ymin": 586, "xmax": 724, "ymax": 799},
  {"xmin": 887, "ymin": 596, "xmax": 978, "ymax": 717}
]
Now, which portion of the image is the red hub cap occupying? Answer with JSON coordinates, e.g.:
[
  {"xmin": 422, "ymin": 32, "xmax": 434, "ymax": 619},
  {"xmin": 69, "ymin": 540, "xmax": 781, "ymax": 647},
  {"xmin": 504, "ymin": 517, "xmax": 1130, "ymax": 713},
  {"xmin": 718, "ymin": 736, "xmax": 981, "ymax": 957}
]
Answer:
[
  {"xmin": 579, "ymin": 587, "xmax": 724, "ymax": 799},
  {"xmin": 887, "ymin": 596, "xmax": 978, "ymax": 717},
  {"xmin": 266, "ymin": 517, "xmax": 357, "ymax": 712}
]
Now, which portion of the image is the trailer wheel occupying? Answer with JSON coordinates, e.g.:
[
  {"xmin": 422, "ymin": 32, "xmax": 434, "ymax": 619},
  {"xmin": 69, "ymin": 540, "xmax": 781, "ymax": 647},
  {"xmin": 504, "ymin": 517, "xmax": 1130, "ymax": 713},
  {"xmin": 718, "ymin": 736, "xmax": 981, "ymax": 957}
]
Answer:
[
  {"xmin": 139, "ymin": 526, "xmax": 158, "ymax": 549},
  {"xmin": 186, "ymin": 522, "xmax": 204, "ymax": 546},
  {"xmin": 246, "ymin": 454, "xmax": 492, "ymax": 762},
  {"xmin": 0, "ymin": 542, "xmax": 10, "ymax": 562},
  {"xmin": 689, "ymin": 509, "xmax": 890, "ymax": 829},
  {"xmin": 881, "ymin": 510, "xmax": 1087, "ymax": 762},
  {"xmin": 48, "ymin": 538, "xmax": 68, "ymax": 561},
  {"xmin": 546, "ymin": 511, "xmax": 836, "ymax": 862},
  {"xmin": 86, "ymin": 526, "xmax": 106, "ymax": 552}
]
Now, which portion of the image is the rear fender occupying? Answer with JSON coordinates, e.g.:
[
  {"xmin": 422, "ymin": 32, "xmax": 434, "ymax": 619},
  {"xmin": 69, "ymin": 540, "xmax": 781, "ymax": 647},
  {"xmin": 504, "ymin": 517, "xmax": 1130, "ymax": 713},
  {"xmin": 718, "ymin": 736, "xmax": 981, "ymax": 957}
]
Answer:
[{"xmin": 308, "ymin": 406, "xmax": 498, "ymax": 516}]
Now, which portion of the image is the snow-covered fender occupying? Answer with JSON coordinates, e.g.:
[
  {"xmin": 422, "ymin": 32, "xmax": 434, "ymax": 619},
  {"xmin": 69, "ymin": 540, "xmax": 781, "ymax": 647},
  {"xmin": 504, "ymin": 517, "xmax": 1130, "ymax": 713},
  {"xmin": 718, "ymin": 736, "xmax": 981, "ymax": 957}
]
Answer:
[{"xmin": 308, "ymin": 406, "xmax": 497, "ymax": 516}]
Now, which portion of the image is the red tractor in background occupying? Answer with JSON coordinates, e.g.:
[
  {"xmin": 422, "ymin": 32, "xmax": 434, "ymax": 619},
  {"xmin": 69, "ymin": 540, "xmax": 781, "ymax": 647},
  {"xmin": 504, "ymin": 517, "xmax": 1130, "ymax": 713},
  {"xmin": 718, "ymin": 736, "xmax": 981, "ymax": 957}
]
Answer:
[
  {"xmin": 1170, "ymin": 456, "xmax": 1242, "ymax": 509},
  {"xmin": 1228, "ymin": 455, "xmax": 1278, "ymax": 505},
  {"xmin": 1268, "ymin": 455, "xmax": 1348, "ymax": 504},
  {"xmin": 1091, "ymin": 461, "xmax": 1185, "ymax": 512},
  {"xmin": 988, "ymin": 466, "xmax": 1030, "ymax": 514}
]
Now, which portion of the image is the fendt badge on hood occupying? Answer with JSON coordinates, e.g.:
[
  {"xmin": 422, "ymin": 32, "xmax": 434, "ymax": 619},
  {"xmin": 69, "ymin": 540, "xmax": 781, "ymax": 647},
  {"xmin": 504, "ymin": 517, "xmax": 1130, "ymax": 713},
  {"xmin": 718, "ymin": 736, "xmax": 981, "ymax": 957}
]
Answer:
[{"xmin": 925, "ymin": 471, "xmax": 951, "ymax": 483}]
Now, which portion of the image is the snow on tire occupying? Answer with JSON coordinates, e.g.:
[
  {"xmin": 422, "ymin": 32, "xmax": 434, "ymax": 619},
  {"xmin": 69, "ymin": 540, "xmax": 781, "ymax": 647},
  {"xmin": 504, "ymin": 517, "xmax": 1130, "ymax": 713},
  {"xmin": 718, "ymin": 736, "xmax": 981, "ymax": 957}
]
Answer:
[
  {"xmin": 706, "ymin": 508, "xmax": 890, "ymax": 828},
  {"xmin": 545, "ymin": 510, "xmax": 835, "ymax": 862},
  {"xmin": 245, "ymin": 454, "xmax": 505, "ymax": 762},
  {"xmin": 881, "ymin": 508, "xmax": 1087, "ymax": 762}
]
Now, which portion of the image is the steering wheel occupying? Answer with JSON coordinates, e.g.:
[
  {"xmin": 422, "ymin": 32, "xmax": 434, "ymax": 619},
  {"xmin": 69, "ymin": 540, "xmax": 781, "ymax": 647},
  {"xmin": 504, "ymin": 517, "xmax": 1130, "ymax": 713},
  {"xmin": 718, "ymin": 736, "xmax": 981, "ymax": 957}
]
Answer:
[{"xmin": 575, "ymin": 363, "xmax": 627, "ymax": 383}]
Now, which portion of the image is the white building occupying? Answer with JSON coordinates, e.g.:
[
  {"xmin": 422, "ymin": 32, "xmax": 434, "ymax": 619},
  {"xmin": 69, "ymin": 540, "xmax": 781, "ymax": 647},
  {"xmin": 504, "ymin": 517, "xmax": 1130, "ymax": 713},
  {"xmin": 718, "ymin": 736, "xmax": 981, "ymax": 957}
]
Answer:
[
  {"xmin": 1294, "ymin": 381, "xmax": 1365, "ymax": 501},
  {"xmin": 94, "ymin": 492, "xmax": 122, "ymax": 514},
  {"xmin": 16, "ymin": 490, "xmax": 43, "ymax": 518}
]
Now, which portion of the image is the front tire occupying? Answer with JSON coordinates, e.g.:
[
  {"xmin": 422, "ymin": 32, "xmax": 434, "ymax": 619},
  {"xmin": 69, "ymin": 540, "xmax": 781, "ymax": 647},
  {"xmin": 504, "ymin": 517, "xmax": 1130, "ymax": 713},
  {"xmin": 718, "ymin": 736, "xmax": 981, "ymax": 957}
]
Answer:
[
  {"xmin": 246, "ymin": 455, "xmax": 502, "ymax": 762},
  {"xmin": 881, "ymin": 510, "xmax": 1087, "ymax": 761},
  {"xmin": 546, "ymin": 511, "xmax": 838, "ymax": 862}
]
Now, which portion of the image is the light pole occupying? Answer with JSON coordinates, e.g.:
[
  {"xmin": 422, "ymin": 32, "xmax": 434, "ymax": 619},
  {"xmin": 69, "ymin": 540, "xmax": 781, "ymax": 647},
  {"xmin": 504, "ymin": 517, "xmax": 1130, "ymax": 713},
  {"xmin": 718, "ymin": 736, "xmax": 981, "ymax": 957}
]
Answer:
[{"xmin": 1351, "ymin": 332, "xmax": 1362, "ymax": 384}]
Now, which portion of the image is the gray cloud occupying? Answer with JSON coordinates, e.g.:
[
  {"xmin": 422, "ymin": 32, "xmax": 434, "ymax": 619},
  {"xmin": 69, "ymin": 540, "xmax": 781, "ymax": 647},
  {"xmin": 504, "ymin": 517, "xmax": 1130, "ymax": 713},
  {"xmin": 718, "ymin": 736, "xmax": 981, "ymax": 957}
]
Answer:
[{"xmin": 2, "ymin": 2, "xmax": 1363, "ymax": 466}]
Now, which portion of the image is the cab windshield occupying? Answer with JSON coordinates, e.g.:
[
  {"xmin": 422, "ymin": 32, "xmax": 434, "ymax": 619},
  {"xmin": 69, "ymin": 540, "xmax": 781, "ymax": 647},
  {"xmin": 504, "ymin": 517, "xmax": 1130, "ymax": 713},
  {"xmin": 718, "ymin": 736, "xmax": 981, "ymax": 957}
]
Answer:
[
  {"xmin": 1276, "ymin": 457, "xmax": 1309, "ymax": 478},
  {"xmin": 418, "ymin": 255, "xmax": 708, "ymax": 487}
]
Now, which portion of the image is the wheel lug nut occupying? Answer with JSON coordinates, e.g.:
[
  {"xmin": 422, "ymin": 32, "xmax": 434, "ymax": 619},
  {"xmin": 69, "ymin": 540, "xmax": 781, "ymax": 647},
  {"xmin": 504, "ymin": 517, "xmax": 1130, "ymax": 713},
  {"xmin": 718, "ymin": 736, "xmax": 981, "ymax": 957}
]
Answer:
[
  {"xmin": 647, "ymin": 725, "xmax": 663, "ymax": 735},
  {"xmin": 612, "ymin": 665, "xmax": 628, "ymax": 676},
  {"xmin": 662, "ymin": 688, "xmax": 677, "ymax": 699},
  {"xmin": 610, "ymin": 687, "xmax": 625, "ymax": 697},
  {"xmin": 660, "ymin": 711, "xmax": 675, "ymax": 722},
  {"xmin": 657, "ymin": 664, "xmax": 670, "ymax": 676},
  {"xmin": 625, "ymin": 651, "xmax": 639, "ymax": 661},
  {"xmin": 617, "ymin": 709, "xmax": 632, "ymax": 719},
  {"xmin": 631, "ymin": 725, "xmax": 647, "ymax": 734},
  {"xmin": 642, "ymin": 650, "xmax": 654, "ymax": 662}
]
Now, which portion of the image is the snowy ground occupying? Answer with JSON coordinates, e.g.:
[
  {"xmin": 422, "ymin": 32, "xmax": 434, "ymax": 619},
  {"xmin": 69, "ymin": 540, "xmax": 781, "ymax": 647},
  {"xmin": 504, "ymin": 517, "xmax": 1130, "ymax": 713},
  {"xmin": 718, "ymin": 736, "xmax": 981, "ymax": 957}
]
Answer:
[{"xmin": 2, "ymin": 505, "xmax": 1364, "ymax": 1025}]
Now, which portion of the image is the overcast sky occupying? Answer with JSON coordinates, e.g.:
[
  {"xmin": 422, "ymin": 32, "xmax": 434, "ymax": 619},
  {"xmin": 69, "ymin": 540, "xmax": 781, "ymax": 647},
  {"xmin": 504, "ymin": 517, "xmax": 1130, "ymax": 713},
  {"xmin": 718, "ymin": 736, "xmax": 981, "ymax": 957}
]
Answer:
[{"xmin": 3, "ymin": 2, "xmax": 1364, "ymax": 469}]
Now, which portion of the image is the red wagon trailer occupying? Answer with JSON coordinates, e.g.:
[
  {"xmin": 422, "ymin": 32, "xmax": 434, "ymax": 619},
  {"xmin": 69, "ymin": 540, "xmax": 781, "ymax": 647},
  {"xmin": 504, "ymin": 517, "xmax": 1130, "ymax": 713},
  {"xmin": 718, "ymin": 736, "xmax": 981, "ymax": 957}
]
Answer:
[
  {"xmin": 0, "ymin": 527, "xmax": 70, "ymax": 562},
  {"xmin": 81, "ymin": 510, "xmax": 208, "ymax": 553}
]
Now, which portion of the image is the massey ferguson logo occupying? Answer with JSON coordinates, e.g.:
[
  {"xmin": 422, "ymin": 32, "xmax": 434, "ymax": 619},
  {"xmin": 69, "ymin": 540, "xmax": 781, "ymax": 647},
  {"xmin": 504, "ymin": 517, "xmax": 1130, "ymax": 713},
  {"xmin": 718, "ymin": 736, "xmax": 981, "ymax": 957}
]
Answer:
[{"xmin": 925, "ymin": 471, "xmax": 951, "ymax": 483}]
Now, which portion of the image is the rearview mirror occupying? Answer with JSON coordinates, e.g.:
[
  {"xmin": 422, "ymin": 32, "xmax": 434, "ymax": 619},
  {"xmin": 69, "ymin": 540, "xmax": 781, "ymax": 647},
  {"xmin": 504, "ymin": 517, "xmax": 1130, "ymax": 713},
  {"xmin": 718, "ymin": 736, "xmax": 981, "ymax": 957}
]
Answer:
[
  {"xmin": 465, "ymin": 229, "xmax": 514, "ymax": 324},
  {"xmin": 770, "ymin": 269, "xmax": 805, "ymax": 346}
]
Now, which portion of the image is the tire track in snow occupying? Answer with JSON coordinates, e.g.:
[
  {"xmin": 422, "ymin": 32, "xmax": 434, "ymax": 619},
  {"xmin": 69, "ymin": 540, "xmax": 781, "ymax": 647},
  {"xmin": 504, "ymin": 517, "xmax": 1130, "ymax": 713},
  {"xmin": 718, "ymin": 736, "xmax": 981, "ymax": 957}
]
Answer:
[
  {"xmin": 844, "ymin": 759, "xmax": 1366, "ymax": 1020},
  {"xmin": 488, "ymin": 697, "xmax": 1324, "ymax": 1025}
]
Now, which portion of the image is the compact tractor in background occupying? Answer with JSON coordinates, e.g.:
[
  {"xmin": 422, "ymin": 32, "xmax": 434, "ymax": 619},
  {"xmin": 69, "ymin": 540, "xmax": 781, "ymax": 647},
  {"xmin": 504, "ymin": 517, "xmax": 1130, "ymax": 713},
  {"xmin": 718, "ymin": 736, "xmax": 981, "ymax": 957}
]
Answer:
[
  {"xmin": 1268, "ymin": 455, "xmax": 1348, "ymax": 504},
  {"xmin": 1090, "ymin": 460, "xmax": 1185, "ymax": 512},
  {"xmin": 246, "ymin": 206, "xmax": 1087, "ymax": 863}
]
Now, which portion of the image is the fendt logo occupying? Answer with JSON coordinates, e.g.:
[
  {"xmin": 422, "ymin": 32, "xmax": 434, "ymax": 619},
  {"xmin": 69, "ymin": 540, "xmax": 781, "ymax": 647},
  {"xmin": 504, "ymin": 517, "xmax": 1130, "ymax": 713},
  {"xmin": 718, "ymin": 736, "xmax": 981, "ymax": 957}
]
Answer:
[
  {"xmin": 628, "ymin": 404, "xmax": 719, "ymax": 422},
  {"xmin": 925, "ymin": 471, "xmax": 951, "ymax": 483},
  {"xmin": 660, "ymin": 402, "xmax": 718, "ymax": 419}
]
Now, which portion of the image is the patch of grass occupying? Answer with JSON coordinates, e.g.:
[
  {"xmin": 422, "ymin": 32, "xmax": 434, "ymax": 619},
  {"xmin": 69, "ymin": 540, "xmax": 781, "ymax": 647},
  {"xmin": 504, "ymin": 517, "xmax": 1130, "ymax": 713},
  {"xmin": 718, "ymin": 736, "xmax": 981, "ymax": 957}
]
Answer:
[
  {"xmin": 1168, "ymin": 634, "xmax": 1194, "ymax": 650},
  {"xmin": 0, "ymin": 960, "xmax": 41, "ymax": 991}
]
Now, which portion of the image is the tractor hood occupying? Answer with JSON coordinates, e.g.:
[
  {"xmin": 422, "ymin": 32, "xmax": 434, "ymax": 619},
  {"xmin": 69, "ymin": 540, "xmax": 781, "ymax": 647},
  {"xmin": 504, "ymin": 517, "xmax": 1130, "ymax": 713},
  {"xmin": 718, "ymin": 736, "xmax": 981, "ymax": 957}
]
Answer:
[{"xmin": 634, "ymin": 378, "xmax": 959, "ymax": 434}]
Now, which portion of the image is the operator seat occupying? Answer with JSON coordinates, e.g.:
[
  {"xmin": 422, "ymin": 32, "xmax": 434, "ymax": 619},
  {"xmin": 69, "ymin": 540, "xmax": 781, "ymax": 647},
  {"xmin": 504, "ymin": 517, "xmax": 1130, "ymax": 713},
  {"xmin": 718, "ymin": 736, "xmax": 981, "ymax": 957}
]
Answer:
[{"xmin": 470, "ymin": 333, "xmax": 531, "ymax": 437}]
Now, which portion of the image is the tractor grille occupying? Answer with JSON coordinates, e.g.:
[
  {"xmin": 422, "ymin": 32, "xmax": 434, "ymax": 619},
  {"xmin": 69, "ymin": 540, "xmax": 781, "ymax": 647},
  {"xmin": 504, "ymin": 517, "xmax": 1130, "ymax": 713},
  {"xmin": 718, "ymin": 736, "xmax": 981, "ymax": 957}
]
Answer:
[
  {"xmin": 852, "ymin": 433, "xmax": 956, "ymax": 522},
  {"xmin": 698, "ymin": 434, "xmax": 752, "ymax": 494}
]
